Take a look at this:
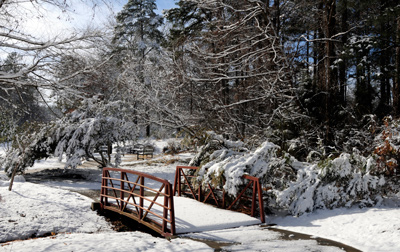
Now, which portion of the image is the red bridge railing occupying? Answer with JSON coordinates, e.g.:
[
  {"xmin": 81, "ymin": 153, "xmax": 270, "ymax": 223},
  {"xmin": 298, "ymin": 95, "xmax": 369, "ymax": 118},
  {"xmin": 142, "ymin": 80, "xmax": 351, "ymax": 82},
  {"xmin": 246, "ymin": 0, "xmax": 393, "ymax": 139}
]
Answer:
[
  {"xmin": 100, "ymin": 167, "xmax": 175, "ymax": 237},
  {"xmin": 173, "ymin": 166, "xmax": 266, "ymax": 223}
]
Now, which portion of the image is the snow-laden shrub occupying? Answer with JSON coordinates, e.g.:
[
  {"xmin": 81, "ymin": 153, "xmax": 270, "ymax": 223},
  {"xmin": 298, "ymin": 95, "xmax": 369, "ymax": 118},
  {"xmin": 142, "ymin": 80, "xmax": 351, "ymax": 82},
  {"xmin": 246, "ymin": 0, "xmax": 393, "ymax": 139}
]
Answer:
[
  {"xmin": 189, "ymin": 131, "xmax": 247, "ymax": 168},
  {"xmin": 190, "ymin": 134, "xmax": 296, "ymax": 197},
  {"xmin": 276, "ymin": 153, "xmax": 386, "ymax": 216},
  {"xmin": 191, "ymin": 134, "xmax": 390, "ymax": 216},
  {"xmin": 198, "ymin": 141, "xmax": 282, "ymax": 196},
  {"xmin": 373, "ymin": 116, "xmax": 400, "ymax": 176},
  {"xmin": 163, "ymin": 139, "xmax": 182, "ymax": 154}
]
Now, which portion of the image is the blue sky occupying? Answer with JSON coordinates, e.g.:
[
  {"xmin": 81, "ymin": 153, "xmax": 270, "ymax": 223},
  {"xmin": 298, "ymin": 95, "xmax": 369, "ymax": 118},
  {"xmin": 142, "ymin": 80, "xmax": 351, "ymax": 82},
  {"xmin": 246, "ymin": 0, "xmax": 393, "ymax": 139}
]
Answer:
[
  {"xmin": 114, "ymin": 0, "xmax": 177, "ymax": 15},
  {"xmin": 17, "ymin": 0, "xmax": 177, "ymax": 40},
  {"xmin": 155, "ymin": 0, "xmax": 177, "ymax": 14}
]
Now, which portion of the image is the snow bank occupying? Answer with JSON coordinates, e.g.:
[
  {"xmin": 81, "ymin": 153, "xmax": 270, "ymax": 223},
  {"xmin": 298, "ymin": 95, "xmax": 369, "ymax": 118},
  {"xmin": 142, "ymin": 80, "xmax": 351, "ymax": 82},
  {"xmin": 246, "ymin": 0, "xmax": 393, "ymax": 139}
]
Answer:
[
  {"xmin": 0, "ymin": 232, "xmax": 212, "ymax": 252},
  {"xmin": 0, "ymin": 180, "xmax": 112, "ymax": 242},
  {"xmin": 273, "ymin": 206, "xmax": 400, "ymax": 252}
]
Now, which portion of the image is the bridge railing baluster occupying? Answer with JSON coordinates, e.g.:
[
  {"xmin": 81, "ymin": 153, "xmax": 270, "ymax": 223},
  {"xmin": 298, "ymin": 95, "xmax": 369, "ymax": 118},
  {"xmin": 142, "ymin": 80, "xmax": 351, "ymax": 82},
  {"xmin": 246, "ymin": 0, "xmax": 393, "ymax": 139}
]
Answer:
[{"xmin": 100, "ymin": 167, "xmax": 176, "ymax": 237}]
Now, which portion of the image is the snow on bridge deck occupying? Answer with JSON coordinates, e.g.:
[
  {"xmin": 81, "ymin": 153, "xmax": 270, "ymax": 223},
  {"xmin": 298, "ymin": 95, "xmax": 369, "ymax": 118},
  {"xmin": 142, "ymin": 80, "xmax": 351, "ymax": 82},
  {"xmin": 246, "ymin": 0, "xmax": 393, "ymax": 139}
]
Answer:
[{"xmin": 139, "ymin": 195, "xmax": 262, "ymax": 234}]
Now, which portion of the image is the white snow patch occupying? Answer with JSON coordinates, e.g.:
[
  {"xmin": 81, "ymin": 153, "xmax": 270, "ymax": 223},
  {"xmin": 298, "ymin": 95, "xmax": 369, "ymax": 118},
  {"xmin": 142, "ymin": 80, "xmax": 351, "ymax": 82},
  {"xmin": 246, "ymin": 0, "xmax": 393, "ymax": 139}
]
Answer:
[
  {"xmin": 0, "ymin": 181, "xmax": 112, "ymax": 242},
  {"xmin": 272, "ymin": 206, "xmax": 400, "ymax": 252}
]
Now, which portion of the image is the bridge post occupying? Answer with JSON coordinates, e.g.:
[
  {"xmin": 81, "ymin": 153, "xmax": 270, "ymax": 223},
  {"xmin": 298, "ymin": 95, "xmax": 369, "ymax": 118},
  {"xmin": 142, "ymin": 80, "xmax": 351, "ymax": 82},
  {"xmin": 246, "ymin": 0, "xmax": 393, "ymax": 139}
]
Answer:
[
  {"xmin": 162, "ymin": 183, "xmax": 176, "ymax": 235},
  {"xmin": 251, "ymin": 180, "xmax": 256, "ymax": 217},
  {"xmin": 168, "ymin": 183, "xmax": 176, "ymax": 235},
  {"xmin": 256, "ymin": 179, "xmax": 265, "ymax": 223},
  {"xmin": 173, "ymin": 167, "xmax": 181, "ymax": 196},
  {"xmin": 120, "ymin": 172, "xmax": 125, "ymax": 210},
  {"xmin": 139, "ymin": 176, "xmax": 144, "ymax": 219},
  {"xmin": 100, "ymin": 169, "xmax": 108, "ymax": 207}
]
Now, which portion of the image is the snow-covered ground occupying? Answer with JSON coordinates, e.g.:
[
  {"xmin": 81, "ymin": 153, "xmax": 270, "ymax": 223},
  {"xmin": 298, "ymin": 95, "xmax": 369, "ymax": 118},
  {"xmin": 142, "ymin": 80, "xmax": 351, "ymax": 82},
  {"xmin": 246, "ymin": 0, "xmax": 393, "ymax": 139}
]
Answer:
[
  {"xmin": 272, "ymin": 206, "xmax": 400, "ymax": 252},
  {"xmin": 1, "ymin": 140, "xmax": 399, "ymax": 251}
]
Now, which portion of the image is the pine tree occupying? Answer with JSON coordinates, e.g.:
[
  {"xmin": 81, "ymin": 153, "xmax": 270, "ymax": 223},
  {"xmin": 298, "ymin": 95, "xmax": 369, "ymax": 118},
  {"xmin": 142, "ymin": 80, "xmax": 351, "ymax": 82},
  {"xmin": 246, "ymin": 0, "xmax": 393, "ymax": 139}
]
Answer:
[
  {"xmin": 165, "ymin": 0, "xmax": 207, "ymax": 47},
  {"xmin": 113, "ymin": 0, "xmax": 165, "ymax": 137},
  {"xmin": 113, "ymin": 0, "xmax": 164, "ymax": 63}
]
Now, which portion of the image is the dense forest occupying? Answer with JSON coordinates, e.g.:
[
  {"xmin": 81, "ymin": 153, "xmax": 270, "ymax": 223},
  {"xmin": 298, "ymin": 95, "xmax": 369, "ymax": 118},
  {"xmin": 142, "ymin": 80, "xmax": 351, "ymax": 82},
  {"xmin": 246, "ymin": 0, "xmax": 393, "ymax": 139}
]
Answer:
[
  {"xmin": 165, "ymin": 0, "xmax": 400, "ymax": 156},
  {"xmin": 1, "ymin": 0, "xmax": 399, "ymax": 214}
]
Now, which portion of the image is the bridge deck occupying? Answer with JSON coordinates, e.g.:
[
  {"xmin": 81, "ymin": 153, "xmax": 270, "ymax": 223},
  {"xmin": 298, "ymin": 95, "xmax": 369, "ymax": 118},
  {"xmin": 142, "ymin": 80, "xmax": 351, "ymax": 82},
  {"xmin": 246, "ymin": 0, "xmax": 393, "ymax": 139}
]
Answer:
[
  {"xmin": 109, "ymin": 196, "xmax": 262, "ymax": 234},
  {"xmin": 172, "ymin": 196, "xmax": 262, "ymax": 233}
]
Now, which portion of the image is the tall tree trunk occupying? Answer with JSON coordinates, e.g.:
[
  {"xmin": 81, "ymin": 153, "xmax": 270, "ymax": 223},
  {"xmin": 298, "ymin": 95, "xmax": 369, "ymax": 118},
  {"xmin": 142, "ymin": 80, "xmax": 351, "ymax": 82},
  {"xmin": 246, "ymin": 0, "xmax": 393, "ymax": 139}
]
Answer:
[
  {"xmin": 376, "ymin": 0, "xmax": 391, "ymax": 117},
  {"xmin": 338, "ymin": 0, "xmax": 348, "ymax": 105},
  {"xmin": 394, "ymin": 17, "xmax": 400, "ymax": 116},
  {"xmin": 272, "ymin": 0, "xmax": 280, "ymax": 34},
  {"xmin": 322, "ymin": 0, "xmax": 337, "ymax": 145},
  {"xmin": 316, "ymin": 1, "xmax": 324, "ymax": 92}
]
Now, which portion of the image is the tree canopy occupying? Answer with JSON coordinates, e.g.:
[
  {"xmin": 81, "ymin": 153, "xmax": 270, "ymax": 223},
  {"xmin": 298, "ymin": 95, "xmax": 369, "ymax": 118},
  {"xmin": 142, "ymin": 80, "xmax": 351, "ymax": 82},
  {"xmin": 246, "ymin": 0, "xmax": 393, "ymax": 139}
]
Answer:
[{"xmin": 1, "ymin": 0, "xmax": 400, "ymax": 180}]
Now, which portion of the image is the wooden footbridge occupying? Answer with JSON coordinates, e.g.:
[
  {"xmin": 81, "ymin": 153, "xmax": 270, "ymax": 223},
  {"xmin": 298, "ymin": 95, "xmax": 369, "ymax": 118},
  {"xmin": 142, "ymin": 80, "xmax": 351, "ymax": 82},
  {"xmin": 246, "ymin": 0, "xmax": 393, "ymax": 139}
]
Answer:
[{"xmin": 99, "ymin": 166, "xmax": 266, "ymax": 237}]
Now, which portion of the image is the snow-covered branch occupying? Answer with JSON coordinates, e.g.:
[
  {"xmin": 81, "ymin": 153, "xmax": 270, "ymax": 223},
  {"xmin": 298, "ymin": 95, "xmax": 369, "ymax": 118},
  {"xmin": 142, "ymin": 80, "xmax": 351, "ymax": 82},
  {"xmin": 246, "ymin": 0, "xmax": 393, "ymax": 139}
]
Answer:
[
  {"xmin": 169, "ymin": 0, "xmax": 296, "ymax": 138},
  {"xmin": 0, "ymin": 0, "xmax": 109, "ymax": 106}
]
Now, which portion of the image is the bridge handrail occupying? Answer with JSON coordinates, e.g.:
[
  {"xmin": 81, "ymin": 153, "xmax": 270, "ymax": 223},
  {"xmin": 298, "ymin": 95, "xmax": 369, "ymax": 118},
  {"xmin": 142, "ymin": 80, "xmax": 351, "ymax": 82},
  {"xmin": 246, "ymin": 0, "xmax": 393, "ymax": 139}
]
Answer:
[
  {"xmin": 173, "ymin": 165, "xmax": 265, "ymax": 223},
  {"xmin": 100, "ymin": 167, "xmax": 175, "ymax": 237}
]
